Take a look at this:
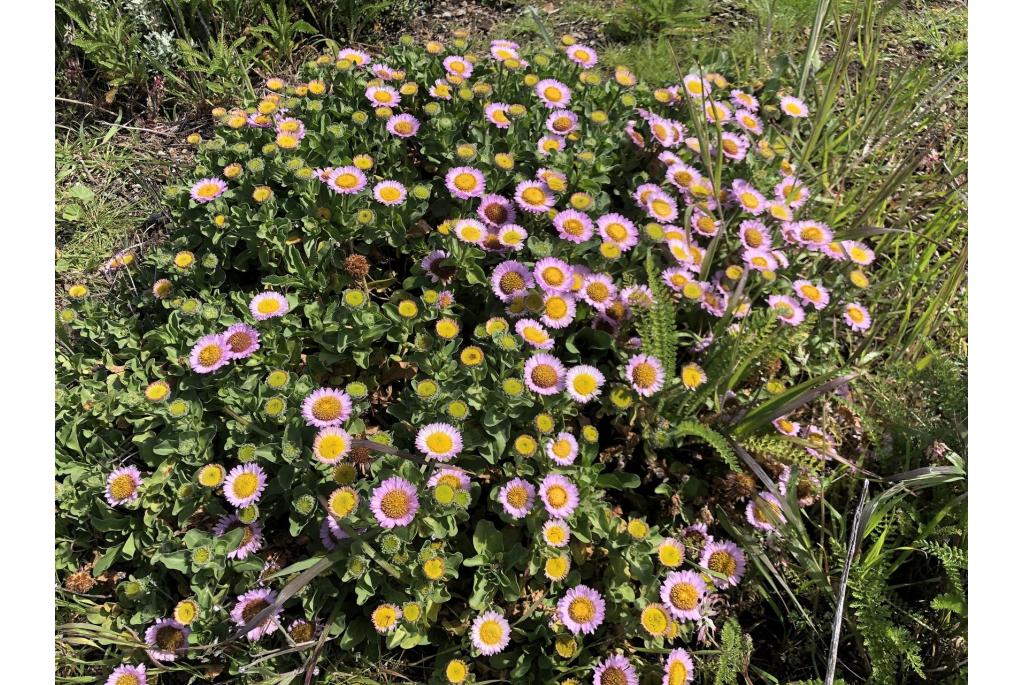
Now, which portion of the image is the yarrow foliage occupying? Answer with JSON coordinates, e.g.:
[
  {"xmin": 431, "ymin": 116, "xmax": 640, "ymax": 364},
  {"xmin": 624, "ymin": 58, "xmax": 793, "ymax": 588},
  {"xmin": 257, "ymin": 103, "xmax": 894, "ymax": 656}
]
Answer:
[{"xmin": 57, "ymin": 29, "xmax": 877, "ymax": 684}]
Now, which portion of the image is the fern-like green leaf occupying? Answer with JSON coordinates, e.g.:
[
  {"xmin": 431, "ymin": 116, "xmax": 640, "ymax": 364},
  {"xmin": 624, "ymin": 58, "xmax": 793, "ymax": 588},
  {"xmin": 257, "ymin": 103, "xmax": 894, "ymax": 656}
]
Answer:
[{"xmin": 674, "ymin": 420, "xmax": 742, "ymax": 473}]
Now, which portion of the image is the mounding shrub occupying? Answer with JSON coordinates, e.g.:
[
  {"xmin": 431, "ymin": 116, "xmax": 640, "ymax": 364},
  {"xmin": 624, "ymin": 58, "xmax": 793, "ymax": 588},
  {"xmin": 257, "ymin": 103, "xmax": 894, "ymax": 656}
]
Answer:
[{"xmin": 57, "ymin": 30, "xmax": 878, "ymax": 684}]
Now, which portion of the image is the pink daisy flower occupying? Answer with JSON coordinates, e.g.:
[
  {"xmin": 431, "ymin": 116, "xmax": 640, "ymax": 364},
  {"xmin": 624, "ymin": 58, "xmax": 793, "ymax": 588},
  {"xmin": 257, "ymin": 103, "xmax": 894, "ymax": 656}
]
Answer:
[
  {"xmin": 734, "ymin": 109, "xmax": 763, "ymax": 135},
  {"xmin": 373, "ymin": 180, "xmax": 407, "ymax": 206},
  {"xmin": 546, "ymin": 109, "xmax": 579, "ymax": 135},
  {"xmin": 701, "ymin": 539, "xmax": 747, "ymax": 588},
  {"xmin": 739, "ymin": 220, "xmax": 772, "ymax": 250},
  {"xmin": 105, "ymin": 465, "xmax": 142, "ymax": 506},
  {"xmin": 364, "ymin": 84, "xmax": 400, "ymax": 107},
  {"xmin": 730, "ymin": 89, "xmax": 760, "ymax": 111},
  {"xmin": 557, "ymin": 584, "xmax": 606, "ymax": 635},
  {"xmin": 478, "ymin": 193, "xmax": 517, "ymax": 226},
  {"xmin": 470, "ymin": 611, "xmax": 511, "ymax": 655},
  {"xmin": 541, "ymin": 292, "xmax": 576, "ymax": 328},
  {"xmin": 515, "ymin": 318, "xmax": 555, "ymax": 350},
  {"xmin": 491, "ymin": 260, "xmax": 533, "ymax": 302},
  {"xmin": 719, "ymin": 131, "xmax": 750, "ymax": 161},
  {"xmin": 597, "ymin": 213, "xmax": 638, "ymax": 250},
  {"xmin": 732, "ymin": 180, "xmax": 767, "ymax": 215},
  {"xmin": 230, "ymin": 588, "xmax": 281, "ymax": 641},
  {"xmin": 540, "ymin": 473, "xmax": 580, "ymax": 518},
  {"xmin": 792, "ymin": 279, "xmax": 830, "ymax": 310},
  {"xmin": 543, "ymin": 519, "xmax": 571, "ymax": 547},
  {"xmin": 301, "ymin": 388, "xmax": 353, "ymax": 428},
  {"xmin": 445, "ymin": 166, "xmax": 486, "ymax": 200},
  {"xmin": 780, "ymin": 94, "xmax": 809, "ymax": 118},
  {"xmin": 443, "ymin": 55, "xmax": 473, "ymax": 78},
  {"xmin": 843, "ymin": 302, "xmax": 872, "ymax": 332},
  {"xmin": 189, "ymin": 333, "xmax": 230, "ymax": 374},
  {"xmin": 213, "ymin": 513, "xmax": 264, "ymax": 560},
  {"xmin": 499, "ymin": 478, "xmax": 536, "ymax": 519},
  {"xmin": 428, "ymin": 467, "xmax": 471, "ymax": 492},
  {"xmin": 386, "ymin": 113, "xmax": 420, "ymax": 138},
  {"xmin": 498, "ymin": 224, "xmax": 528, "ymax": 251},
  {"xmin": 535, "ymin": 78, "xmax": 572, "ymax": 108},
  {"xmin": 524, "ymin": 352, "xmax": 566, "ymax": 395},
  {"xmin": 775, "ymin": 176, "xmax": 810, "ymax": 208},
  {"xmin": 190, "ymin": 177, "xmax": 227, "ymax": 203},
  {"xmin": 566, "ymin": 43, "xmax": 598, "ymax": 68},
  {"xmin": 249, "ymin": 291, "xmax": 290, "ymax": 320},
  {"xmin": 841, "ymin": 240, "xmax": 875, "ymax": 265},
  {"xmin": 537, "ymin": 134, "xmax": 566, "ymax": 156},
  {"xmin": 663, "ymin": 648, "xmax": 695, "ymax": 685},
  {"xmin": 682, "ymin": 73, "xmax": 711, "ymax": 99},
  {"xmin": 645, "ymin": 190, "xmax": 679, "ymax": 224},
  {"xmin": 768, "ymin": 294, "xmax": 806, "ymax": 326},
  {"xmin": 626, "ymin": 354, "xmax": 665, "ymax": 397},
  {"xmin": 312, "ymin": 426, "xmax": 352, "ymax": 465},
  {"xmin": 553, "ymin": 209, "xmax": 594, "ymax": 244},
  {"xmin": 421, "ymin": 250, "xmax": 453, "ymax": 284},
  {"xmin": 144, "ymin": 619, "xmax": 190, "ymax": 662},
  {"xmin": 742, "ymin": 249, "xmax": 777, "ymax": 273},
  {"xmin": 565, "ymin": 365, "xmax": 604, "ymax": 403},
  {"xmin": 485, "ymin": 102, "xmax": 513, "ymax": 128},
  {"xmin": 747, "ymin": 491, "xmax": 785, "ymax": 532},
  {"xmin": 581, "ymin": 273, "xmax": 618, "ymax": 311},
  {"xmin": 789, "ymin": 220, "xmax": 833, "ymax": 248},
  {"xmin": 666, "ymin": 163, "xmax": 702, "ymax": 192},
  {"xmin": 691, "ymin": 210, "xmax": 720, "ymax": 238},
  {"xmin": 546, "ymin": 431, "xmax": 580, "ymax": 465},
  {"xmin": 772, "ymin": 416, "xmax": 801, "ymax": 436},
  {"xmin": 779, "ymin": 465, "xmax": 822, "ymax": 507},
  {"xmin": 660, "ymin": 570, "xmax": 707, "ymax": 621},
  {"xmin": 534, "ymin": 257, "xmax": 574, "ymax": 293},
  {"xmin": 223, "ymin": 463, "xmax": 267, "ymax": 508},
  {"xmin": 104, "ymin": 664, "xmax": 147, "ymax": 685},
  {"xmin": 415, "ymin": 422, "xmax": 463, "ymax": 461},
  {"xmin": 593, "ymin": 655, "xmax": 639, "ymax": 685},
  {"xmin": 514, "ymin": 180, "xmax": 555, "ymax": 213},
  {"xmin": 370, "ymin": 476, "xmax": 419, "ymax": 528},
  {"xmin": 337, "ymin": 48, "xmax": 370, "ymax": 66},
  {"xmin": 224, "ymin": 323, "xmax": 260, "ymax": 360},
  {"xmin": 319, "ymin": 516, "xmax": 352, "ymax": 551},
  {"xmin": 326, "ymin": 166, "xmax": 368, "ymax": 195},
  {"xmin": 662, "ymin": 266, "xmax": 694, "ymax": 293}
]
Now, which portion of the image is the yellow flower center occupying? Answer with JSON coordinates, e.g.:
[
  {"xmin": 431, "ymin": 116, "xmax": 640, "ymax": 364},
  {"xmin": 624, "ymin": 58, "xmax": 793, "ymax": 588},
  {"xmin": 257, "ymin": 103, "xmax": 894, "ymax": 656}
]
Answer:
[
  {"xmin": 784, "ymin": 102, "xmax": 803, "ymax": 115},
  {"xmin": 196, "ymin": 183, "xmax": 221, "ymax": 199},
  {"xmin": 109, "ymin": 474, "xmax": 137, "ymax": 500},
  {"xmin": 311, "ymin": 396, "xmax": 343, "ymax": 422},
  {"xmin": 197, "ymin": 344, "xmax": 223, "ymax": 367},
  {"xmin": 446, "ymin": 659, "xmax": 468, "ymax": 683},
  {"xmin": 708, "ymin": 550, "xmax": 737, "ymax": 577},
  {"xmin": 552, "ymin": 440, "xmax": 573, "ymax": 458},
  {"xmin": 659, "ymin": 544, "xmax": 683, "ymax": 567},
  {"xmin": 546, "ymin": 485, "xmax": 568, "ymax": 507},
  {"xmin": 379, "ymin": 186, "xmax": 401, "ymax": 202},
  {"xmin": 329, "ymin": 488, "xmax": 358, "ymax": 518},
  {"xmin": 232, "ymin": 473, "xmax": 259, "ymax": 499},
  {"xmin": 226, "ymin": 331, "xmax": 253, "ymax": 353},
  {"xmin": 723, "ymin": 138, "xmax": 739, "ymax": 154},
  {"xmin": 257, "ymin": 297, "xmax": 281, "ymax": 314},
  {"xmin": 531, "ymin": 364, "xmax": 559, "ymax": 389},
  {"xmin": 601, "ymin": 667, "xmax": 629, "ymax": 685},
  {"xmin": 523, "ymin": 327, "xmax": 549, "ymax": 344},
  {"xmin": 145, "ymin": 382, "xmax": 169, "ymax": 401},
  {"xmin": 740, "ymin": 192, "xmax": 759, "ymax": 208},
  {"xmin": 799, "ymin": 284, "xmax": 822, "ymax": 301},
  {"xmin": 424, "ymin": 557, "xmax": 445, "ymax": 580},
  {"xmin": 605, "ymin": 223, "xmax": 628, "ymax": 241},
  {"xmin": 669, "ymin": 582, "xmax": 699, "ymax": 611},
  {"xmin": 640, "ymin": 605, "xmax": 669, "ymax": 635},
  {"xmin": 198, "ymin": 465, "xmax": 224, "ymax": 487},
  {"xmin": 174, "ymin": 600, "xmax": 197, "ymax": 625},
  {"xmin": 586, "ymin": 282, "xmax": 609, "ymax": 302},
  {"xmin": 373, "ymin": 605, "xmax": 397, "ymax": 628},
  {"xmin": 668, "ymin": 661, "xmax": 688, "ymax": 685},
  {"xmin": 631, "ymin": 363, "xmax": 657, "ymax": 388},
  {"xmin": 848, "ymin": 306, "xmax": 865, "ymax": 323},
  {"xmin": 682, "ymin": 366, "xmax": 704, "ymax": 388},
  {"xmin": 334, "ymin": 173, "xmax": 359, "ymax": 190},
  {"xmin": 115, "ymin": 674, "xmax": 141, "ymax": 685},
  {"xmin": 453, "ymin": 173, "xmax": 478, "ymax": 191},
  {"xmin": 568, "ymin": 597, "xmax": 595, "ymax": 623},
  {"xmin": 686, "ymin": 80, "xmax": 703, "ymax": 94},
  {"xmin": 546, "ymin": 525, "xmax": 567, "ymax": 544},
  {"xmin": 543, "ymin": 86, "xmax": 563, "ymax": 101},
  {"xmin": 479, "ymin": 620, "xmax": 504, "ymax": 645},
  {"xmin": 506, "ymin": 485, "xmax": 529, "ymax": 509},
  {"xmin": 754, "ymin": 497, "xmax": 782, "ymax": 524},
  {"xmin": 744, "ymin": 228, "xmax": 763, "ymax": 247},
  {"xmin": 380, "ymin": 490, "xmax": 411, "ymax": 519},
  {"xmin": 801, "ymin": 226, "xmax": 824, "ymax": 242},
  {"xmin": 522, "ymin": 187, "xmax": 546, "ymax": 205},
  {"xmin": 373, "ymin": 91, "xmax": 392, "ymax": 103},
  {"xmin": 425, "ymin": 432, "xmax": 454, "ymax": 454}
]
